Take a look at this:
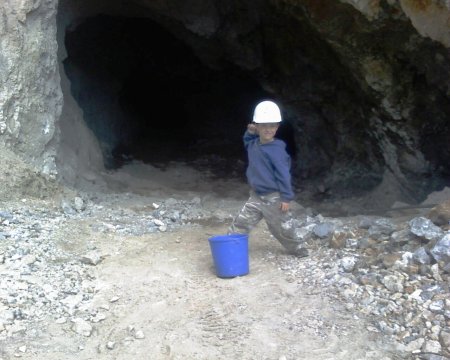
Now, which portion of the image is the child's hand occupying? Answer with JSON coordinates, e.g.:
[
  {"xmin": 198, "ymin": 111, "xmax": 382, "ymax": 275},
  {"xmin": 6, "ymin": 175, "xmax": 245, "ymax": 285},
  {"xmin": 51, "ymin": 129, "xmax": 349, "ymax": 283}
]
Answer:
[
  {"xmin": 280, "ymin": 202, "xmax": 290, "ymax": 212},
  {"xmin": 247, "ymin": 123, "xmax": 257, "ymax": 134}
]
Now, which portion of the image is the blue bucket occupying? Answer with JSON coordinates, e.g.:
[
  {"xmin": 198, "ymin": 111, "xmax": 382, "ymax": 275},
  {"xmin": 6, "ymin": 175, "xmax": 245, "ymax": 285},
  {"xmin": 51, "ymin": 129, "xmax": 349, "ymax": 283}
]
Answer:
[{"xmin": 208, "ymin": 234, "xmax": 249, "ymax": 278}]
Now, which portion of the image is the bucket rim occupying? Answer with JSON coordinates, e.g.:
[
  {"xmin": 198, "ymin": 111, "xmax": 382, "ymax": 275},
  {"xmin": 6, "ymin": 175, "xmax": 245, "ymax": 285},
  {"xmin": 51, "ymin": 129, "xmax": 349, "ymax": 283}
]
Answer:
[{"xmin": 208, "ymin": 233, "xmax": 248, "ymax": 242}]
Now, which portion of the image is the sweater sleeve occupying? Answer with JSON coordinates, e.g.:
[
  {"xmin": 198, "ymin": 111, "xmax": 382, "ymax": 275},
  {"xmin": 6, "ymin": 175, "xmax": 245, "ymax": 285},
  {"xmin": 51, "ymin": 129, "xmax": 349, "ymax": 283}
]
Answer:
[
  {"xmin": 267, "ymin": 146, "xmax": 295, "ymax": 202},
  {"xmin": 243, "ymin": 130, "xmax": 258, "ymax": 149}
]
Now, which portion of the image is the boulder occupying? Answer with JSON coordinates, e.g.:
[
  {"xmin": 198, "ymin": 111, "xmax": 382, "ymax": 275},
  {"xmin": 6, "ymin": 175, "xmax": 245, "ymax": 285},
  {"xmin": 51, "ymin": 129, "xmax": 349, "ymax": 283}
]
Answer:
[{"xmin": 428, "ymin": 200, "xmax": 450, "ymax": 226}]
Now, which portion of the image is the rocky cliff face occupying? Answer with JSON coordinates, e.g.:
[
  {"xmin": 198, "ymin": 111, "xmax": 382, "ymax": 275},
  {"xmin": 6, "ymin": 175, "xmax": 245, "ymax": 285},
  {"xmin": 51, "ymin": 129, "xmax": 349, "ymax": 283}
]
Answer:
[
  {"xmin": 0, "ymin": 0, "xmax": 62, "ymax": 177},
  {"xmin": 1, "ymin": 0, "xmax": 449, "ymax": 206}
]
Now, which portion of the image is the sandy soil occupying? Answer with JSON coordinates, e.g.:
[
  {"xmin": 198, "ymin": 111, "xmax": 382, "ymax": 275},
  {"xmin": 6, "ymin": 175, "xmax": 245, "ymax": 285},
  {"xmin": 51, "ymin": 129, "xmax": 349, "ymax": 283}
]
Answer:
[
  {"xmin": 15, "ymin": 222, "xmax": 394, "ymax": 360},
  {"xmin": 0, "ymin": 158, "xmax": 401, "ymax": 360}
]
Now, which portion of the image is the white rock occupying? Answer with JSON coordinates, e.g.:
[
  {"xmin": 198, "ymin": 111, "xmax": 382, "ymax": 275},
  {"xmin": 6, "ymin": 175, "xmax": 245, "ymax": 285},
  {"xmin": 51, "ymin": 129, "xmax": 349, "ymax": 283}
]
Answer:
[
  {"xmin": 381, "ymin": 275, "xmax": 404, "ymax": 293},
  {"xmin": 430, "ymin": 263, "xmax": 442, "ymax": 281},
  {"xmin": 340, "ymin": 257, "xmax": 356, "ymax": 272},
  {"xmin": 92, "ymin": 313, "xmax": 106, "ymax": 323},
  {"xmin": 106, "ymin": 341, "xmax": 116, "ymax": 350},
  {"xmin": 404, "ymin": 338, "xmax": 424, "ymax": 352},
  {"xmin": 19, "ymin": 255, "xmax": 36, "ymax": 266},
  {"xmin": 80, "ymin": 251, "xmax": 103, "ymax": 266},
  {"xmin": 73, "ymin": 197, "xmax": 85, "ymax": 212},
  {"xmin": 60, "ymin": 294, "xmax": 83, "ymax": 315},
  {"xmin": 421, "ymin": 339, "xmax": 441, "ymax": 354},
  {"xmin": 55, "ymin": 317, "xmax": 66, "ymax": 324},
  {"xmin": 134, "ymin": 330, "xmax": 145, "ymax": 339},
  {"xmin": 71, "ymin": 318, "xmax": 93, "ymax": 337}
]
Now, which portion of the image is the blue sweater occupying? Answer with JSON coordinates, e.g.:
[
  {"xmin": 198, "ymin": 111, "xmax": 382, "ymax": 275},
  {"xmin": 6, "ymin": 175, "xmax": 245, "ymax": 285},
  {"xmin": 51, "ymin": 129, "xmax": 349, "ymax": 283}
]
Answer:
[{"xmin": 243, "ymin": 131, "xmax": 295, "ymax": 202}]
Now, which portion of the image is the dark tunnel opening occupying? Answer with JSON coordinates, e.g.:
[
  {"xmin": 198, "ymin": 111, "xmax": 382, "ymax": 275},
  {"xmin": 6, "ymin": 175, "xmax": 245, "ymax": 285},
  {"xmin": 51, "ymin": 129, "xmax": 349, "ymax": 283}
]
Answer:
[{"xmin": 63, "ymin": 14, "xmax": 297, "ymax": 174}]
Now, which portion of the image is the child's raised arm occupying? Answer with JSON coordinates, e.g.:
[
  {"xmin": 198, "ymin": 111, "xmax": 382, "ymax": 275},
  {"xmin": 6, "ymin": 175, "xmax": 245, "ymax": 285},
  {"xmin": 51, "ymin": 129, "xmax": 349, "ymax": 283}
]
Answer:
[{"xmin": 247, "ymin": 123, "xmax": 257, "ymax": 134}]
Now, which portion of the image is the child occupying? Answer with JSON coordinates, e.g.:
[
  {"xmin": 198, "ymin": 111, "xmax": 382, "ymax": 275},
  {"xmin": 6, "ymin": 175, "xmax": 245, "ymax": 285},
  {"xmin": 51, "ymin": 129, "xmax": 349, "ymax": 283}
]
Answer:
[{"xmin": 229, "ymin": 100, "xmax": 308, "ymax": 257}]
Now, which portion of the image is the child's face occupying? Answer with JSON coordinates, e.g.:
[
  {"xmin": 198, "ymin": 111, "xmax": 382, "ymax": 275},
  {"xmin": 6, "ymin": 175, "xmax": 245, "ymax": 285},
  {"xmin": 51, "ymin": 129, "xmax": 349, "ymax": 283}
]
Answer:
[{"xmin": 256, "ymin": 123, "xmax": 279, "ymax": 143}]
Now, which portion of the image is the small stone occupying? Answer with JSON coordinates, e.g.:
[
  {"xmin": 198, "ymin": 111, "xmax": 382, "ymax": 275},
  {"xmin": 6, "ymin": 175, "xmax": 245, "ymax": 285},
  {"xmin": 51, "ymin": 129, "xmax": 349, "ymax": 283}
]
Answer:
[
  {"xmin": 134, "ymin": 330, "xmax": 145, "ymax": 339},
  {"xmin": 427, "ymin": 200, "xmax": 450, "ymax": 226},
  {"xmin": 61, "ymin": 199, "xmax": 76, "ymax": 215},
  {"xmin": 72, "ymin": 318, "xmax": 93, "ymax": 337},
  {"xmin": 73, "ymin": 197, "xmax": 85, "ymax": 212},
  {"xmin": 19, "ymin": 254, "xmax": 36, "ymax": 266},
  {"xmin": 92, "ymin": 313, "xmax": 106, "ymax": 323},
  {"xmin": 0, "ymin": 211, "xmax": 13, "ymax": 220},
  {"xmin": 80, "ymin": 251, "xmax": 103, "ymax": 266},
  {"xmin": 359, "ymin": 273, "xmax": 379, "ymax": 286},
  {"xmin": 55, "ymin": 317, "xmax": 67, "ymax": 324},
  {"xmin": 340, "ymin": 257, "xmax": 356, "ymax": 272},
  {"xmin": 403, "ymin": 263, "xmax": 419, "ymax": 275},
  {"xmin": 368, "ymin": 218, "xmax": 397, "ymax": 238},
  {"xmin": 381, "ymin": 253, "xmax": 402, "ymax": 268},
  {"xmin": 390, "ymin": 228, "xmax": 414, "ymax": 244},
  {"xmin": 439, "ymin": 330, "xmax": 450, "ymax": 349},
  {"xmin": 106, "ymin": 341, "xmax": 116, "ymax": 350},
  {"xmin": 381, "ymin": 274, "xmax": 404, "ymax": 293},
  {"xmin": 18, "ymin": 346, "xmax": 26, "ymax": 353},
  {"xmin": 366, "ymin": 325, "xmax": 379, "ymax": 332},
  {"xmin": 431, "ymin": 234, "xmax": 450, "ymax": 263},
  {"xmin": 60, "ymin": 294, "xmax": 83, "ymax": 315},
  {"xmin": 413, "ymin": 247, "xmax": 431, "ymax": 265},
  {"xmin": 409, "ymin": 217, "xmax": 444, "ymax": 241},
  {"xmin": 110, "ymin": 296, "xmax": 120, "ymax": 303},
  {"xmin": 329, "ymin": 230, "xmax": 347, "ymax": 249},
  {"xmin": 0, "ymin": 310, "xmax": 15, "ymax": 324},
  {"xmin": 421, "ymin": 339, "xmax": 441, "ymax": 354},
  {"xmin": 313, "ymin": 223, "xmax": 334, "ymax": 238},
  {"xmin": 346, "ymin": 238, "xmax": 358, "ymax": 248},
  {"xmin": 404, "ymin": 337, "xmax": 425, "ymax": 352},
  {"xmin": 430, "ymin": 263, "xmax": 443, "ymax": 281},
  {"xmin": 429, "ymin": 300, "xmax": 444, "ymax": 313}
]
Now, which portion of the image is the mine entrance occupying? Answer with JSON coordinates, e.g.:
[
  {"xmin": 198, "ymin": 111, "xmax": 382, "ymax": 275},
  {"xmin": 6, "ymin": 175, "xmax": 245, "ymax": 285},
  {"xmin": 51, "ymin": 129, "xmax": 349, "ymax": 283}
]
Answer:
[{"xmin": 62, "ymin": 14, "xmax": 295, "ymax": 173}]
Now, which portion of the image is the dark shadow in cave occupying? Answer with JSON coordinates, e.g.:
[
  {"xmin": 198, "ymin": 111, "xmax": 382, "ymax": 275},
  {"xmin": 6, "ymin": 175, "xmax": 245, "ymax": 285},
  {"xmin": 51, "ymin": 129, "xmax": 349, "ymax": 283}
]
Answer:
[{"xmin": 63, "ymin": 14, "xmax": 295, "ymax": 176}]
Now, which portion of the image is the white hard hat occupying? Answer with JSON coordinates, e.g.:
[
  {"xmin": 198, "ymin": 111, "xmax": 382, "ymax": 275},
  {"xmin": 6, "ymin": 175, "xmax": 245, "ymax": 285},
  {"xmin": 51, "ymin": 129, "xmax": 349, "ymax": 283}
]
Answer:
[{"xmin": 253, "ymin": 101, "xmax": 282, "ymax": 123}]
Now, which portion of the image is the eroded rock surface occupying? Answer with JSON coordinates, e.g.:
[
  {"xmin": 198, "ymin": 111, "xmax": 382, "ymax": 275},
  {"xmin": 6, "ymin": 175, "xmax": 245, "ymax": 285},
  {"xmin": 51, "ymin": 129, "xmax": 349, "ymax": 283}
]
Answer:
[{"xmin": 1, "ymin": 0, "xmax": 449, "ymax": 208}]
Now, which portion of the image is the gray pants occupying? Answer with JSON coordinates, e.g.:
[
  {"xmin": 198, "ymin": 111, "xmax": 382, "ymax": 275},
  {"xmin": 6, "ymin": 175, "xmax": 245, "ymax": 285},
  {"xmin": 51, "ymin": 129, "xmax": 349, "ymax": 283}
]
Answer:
[{"xmin": 229, "ymin": 191, "xmax": 303, "ymax": 253}]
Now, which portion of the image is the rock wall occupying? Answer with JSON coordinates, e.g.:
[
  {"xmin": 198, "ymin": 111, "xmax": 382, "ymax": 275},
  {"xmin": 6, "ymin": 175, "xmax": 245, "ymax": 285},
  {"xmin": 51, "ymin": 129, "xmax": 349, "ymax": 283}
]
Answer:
[
  {"xmin": 0, "ymin": 0, "xmax": 449, "ymax": 203},
  {"xmin": 0, "ymin": 0, "xmax": 62, "ymax": 178},
  {"xmin": 286, "ymin": 0, "xmax": 450, "ymax": 199}
]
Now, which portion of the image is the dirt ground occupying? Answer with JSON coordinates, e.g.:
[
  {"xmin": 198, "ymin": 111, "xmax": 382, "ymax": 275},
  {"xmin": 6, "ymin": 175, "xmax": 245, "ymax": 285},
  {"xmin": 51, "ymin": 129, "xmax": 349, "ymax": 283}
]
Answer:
[
  {"xmin": 0, "ymin": 155, "xmax": 403, "ymax": 359},
  {"xmin": 15, "ymin": 221, "xmax": 394, "ymax": 360}
]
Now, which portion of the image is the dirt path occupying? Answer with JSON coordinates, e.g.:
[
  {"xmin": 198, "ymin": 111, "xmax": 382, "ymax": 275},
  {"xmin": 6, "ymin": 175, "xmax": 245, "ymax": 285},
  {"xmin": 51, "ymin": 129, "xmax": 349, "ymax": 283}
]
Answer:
[
  {"xmin": 0, "ymin": 160, "xmax": 404, "ymax": 359},
  {"xmin": 12, "ymin": 219, "xmax": 394, "ymax": 360}
]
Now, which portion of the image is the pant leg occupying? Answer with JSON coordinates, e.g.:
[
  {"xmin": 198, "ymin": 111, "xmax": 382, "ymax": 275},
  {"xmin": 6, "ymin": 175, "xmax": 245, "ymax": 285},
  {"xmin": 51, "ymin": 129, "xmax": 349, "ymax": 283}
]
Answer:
[
  {"xmin": 259, "ymin": 193, "xmax": 304, "ymax": 253},
  {"xmin": 229, "ymin": 192, "xmax": 264, "ymax": 234}
]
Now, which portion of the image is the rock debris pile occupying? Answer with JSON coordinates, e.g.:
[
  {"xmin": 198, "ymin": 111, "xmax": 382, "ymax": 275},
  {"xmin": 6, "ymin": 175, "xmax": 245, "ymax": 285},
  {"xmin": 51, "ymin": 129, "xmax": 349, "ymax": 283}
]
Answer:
[
  {"xmin": 276, "ymin": 202, "xmax": 450, "ymax": 359},
  {"xmin": 0, "ymin": 194, "xmax": 219, "ymax": 358}
]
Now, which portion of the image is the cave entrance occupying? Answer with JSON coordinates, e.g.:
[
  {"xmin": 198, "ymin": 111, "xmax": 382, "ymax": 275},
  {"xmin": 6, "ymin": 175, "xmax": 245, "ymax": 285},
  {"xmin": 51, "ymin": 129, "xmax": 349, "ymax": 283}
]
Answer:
[{"xmin": 62, "ymin": 14, "xmax": 281, "ymax": 174}]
